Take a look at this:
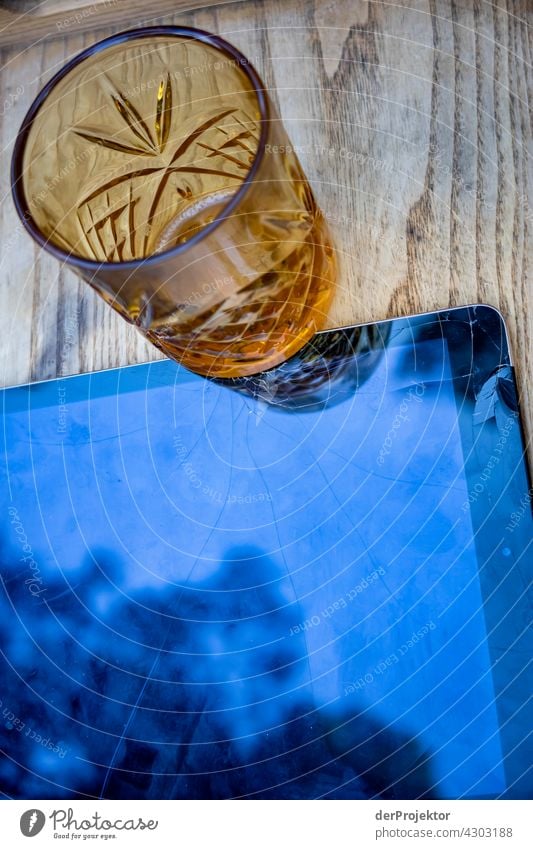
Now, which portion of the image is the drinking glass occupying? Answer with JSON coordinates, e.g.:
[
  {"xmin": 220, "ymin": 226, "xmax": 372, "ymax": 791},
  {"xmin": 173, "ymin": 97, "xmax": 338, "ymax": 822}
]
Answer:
[{"xmin": 12, "ymin": 27, "xmax": 336, "ymax": 378}]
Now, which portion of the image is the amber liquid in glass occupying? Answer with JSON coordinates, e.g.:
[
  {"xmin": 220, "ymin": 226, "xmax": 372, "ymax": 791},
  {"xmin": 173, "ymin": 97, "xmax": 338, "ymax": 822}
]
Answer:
[
  {"xmin": 146, "ymin": 187, "xmax": 335, "ymax": 378},
  {"xmin": 22, "ymin": 36, "xmax": 335, "ymax": 378}
]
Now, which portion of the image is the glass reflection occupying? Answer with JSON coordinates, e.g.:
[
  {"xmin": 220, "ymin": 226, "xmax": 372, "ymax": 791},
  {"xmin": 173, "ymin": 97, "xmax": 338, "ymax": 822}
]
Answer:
[{"xmin": 219, "ymin": 322, "xmax": 390, "ymax": 410}]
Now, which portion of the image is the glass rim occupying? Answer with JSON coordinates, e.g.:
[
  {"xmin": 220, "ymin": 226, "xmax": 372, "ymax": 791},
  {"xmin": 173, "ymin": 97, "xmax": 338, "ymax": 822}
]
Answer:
[{"xmin": 10, "ymin": 25, "xmax": 270, "ymax": 272}]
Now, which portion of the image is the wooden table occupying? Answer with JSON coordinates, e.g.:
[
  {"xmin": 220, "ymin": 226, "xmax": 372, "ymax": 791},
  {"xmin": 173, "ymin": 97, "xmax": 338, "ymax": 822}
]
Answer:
[{"xmin": 1, "ymin": 0, "xmax": 531, "ymax": 445}]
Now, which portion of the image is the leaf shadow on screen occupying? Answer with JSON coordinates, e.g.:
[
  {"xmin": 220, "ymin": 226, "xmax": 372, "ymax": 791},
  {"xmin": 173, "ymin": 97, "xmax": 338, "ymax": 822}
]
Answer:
[{"xmin": 0, "ymin": 540, "xmax": 435, "ymax": 799}]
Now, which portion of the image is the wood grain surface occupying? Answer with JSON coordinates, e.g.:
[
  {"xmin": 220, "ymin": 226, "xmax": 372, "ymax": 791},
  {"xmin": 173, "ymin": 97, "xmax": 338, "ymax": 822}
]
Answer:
[
  {"xmin": 0, "ymin": 0, "xmax": 531, "ymax": 445},
  {"xmin": 0, "ymin": 0, "xmax": 234, "ymax": 47}
]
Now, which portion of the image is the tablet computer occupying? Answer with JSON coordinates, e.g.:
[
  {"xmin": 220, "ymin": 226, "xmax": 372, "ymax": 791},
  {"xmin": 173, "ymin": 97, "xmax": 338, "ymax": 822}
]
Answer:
[{"xmin": 1, "ymin": 304, "xmax": 531, "ymax": 800}]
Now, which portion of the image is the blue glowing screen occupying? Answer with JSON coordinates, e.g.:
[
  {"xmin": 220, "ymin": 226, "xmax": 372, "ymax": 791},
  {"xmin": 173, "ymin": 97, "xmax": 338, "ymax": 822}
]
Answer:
[{"xmin": 1, "ymin": 306, "xmax": 531, "ymax": 799}]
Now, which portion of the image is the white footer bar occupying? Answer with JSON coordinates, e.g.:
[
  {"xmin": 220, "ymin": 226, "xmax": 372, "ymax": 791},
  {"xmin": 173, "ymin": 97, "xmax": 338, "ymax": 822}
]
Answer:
[{"xmin": 2, "ymin": 799, "xmax": 530, "ymax": 848}]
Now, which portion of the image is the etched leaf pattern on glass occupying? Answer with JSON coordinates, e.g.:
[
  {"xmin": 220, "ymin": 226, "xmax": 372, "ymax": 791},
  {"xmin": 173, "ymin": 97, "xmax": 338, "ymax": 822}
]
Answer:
[{"xmin": 73, "ymin": 74, "xmax": 259, "ymax": 261}]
